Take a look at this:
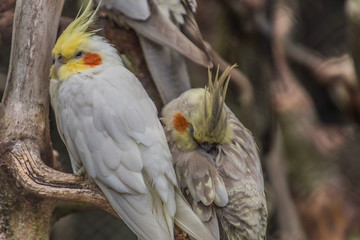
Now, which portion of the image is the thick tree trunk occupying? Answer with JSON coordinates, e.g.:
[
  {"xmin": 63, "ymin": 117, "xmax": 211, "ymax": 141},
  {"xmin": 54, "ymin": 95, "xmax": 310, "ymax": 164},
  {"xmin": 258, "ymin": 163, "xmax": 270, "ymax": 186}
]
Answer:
[{"xmin": 0, "ymin": 166, "xmax": 55, "ymax": 239}]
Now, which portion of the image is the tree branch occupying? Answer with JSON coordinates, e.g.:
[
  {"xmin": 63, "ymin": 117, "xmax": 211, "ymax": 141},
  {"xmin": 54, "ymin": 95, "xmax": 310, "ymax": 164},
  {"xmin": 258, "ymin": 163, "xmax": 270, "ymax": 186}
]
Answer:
[
  {"xmin": 4, "ymin": 140, "xmax": 115, "ymax": 215},
  {"xmin": 264, "ymin": 126, "xmax": 307, "ymax": 240}
]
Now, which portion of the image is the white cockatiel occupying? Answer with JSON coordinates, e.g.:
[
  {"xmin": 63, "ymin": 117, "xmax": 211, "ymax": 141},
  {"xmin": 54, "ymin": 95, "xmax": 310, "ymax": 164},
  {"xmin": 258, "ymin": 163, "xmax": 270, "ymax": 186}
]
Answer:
[
  {"xmin": 94, "ymin": 0, "xmax": 212, "ymax": 104},
  {"xmin": 50, "ymin": 2, "xmax": 215, "ymax": 240}
]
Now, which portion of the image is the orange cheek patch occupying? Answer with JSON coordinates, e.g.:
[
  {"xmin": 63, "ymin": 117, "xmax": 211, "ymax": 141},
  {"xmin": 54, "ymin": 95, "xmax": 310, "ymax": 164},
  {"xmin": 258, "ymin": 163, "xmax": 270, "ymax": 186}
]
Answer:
[
  {"xmin": 83, "ymin": 53, "xmax": 102, "ymax": 67},
  {"xmin": 172, "ymin": 113, "xmax": 189, "ymax": 132}
]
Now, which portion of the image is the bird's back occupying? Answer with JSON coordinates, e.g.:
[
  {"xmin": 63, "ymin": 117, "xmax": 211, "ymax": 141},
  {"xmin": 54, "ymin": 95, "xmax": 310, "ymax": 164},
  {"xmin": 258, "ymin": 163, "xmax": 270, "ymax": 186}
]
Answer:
[{"xmin": 216, "ymin": 107, "xmax": 267, "ymax": 239}]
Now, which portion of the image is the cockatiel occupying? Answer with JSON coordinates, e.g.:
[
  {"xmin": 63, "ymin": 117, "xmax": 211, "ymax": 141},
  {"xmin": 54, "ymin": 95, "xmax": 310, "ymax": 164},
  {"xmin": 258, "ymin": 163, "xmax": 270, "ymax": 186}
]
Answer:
[
  {"xmin": 161, "ymin": 65, "xmax": 268, "ymax": 240},
  {"xmin": 49, "ymin": 2, "xmax": 215, "ymax": 240},
  {"xmin": 94, "ymin": 0, "xmax": 212, "ymax": 104}
]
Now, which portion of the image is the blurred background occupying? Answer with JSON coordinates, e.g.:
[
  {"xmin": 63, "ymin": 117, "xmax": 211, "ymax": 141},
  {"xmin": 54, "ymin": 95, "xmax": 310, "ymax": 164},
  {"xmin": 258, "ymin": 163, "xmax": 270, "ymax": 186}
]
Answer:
[{"xmin": 1, "ymin": 0, "xmax": 360, "ymax": 239}]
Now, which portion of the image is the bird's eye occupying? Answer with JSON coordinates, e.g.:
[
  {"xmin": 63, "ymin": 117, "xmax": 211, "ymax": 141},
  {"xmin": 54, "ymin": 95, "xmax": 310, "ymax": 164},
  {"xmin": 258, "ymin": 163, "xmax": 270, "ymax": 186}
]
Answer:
[
  {"xmin": 57, "ymin": 55, "xmax": 62, "ymax": 61},
  {"xmin": 75, "ymin": 51, "xmax": 84, "ymax": 58},
  {"xmin": 189, "ymin": 124, "xmax": 194, "ymax": 135}
]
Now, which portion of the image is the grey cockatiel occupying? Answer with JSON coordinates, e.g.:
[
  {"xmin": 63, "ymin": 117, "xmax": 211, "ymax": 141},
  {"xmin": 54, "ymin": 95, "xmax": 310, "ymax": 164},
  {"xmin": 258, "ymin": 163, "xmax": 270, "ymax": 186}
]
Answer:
[
  {"xmin": 161, "ymin": 65, "xmax": 268, "ymax": 240},
  {"xmin": 93, "ymin": 0, "xmax": 212, "ymax": 104}
]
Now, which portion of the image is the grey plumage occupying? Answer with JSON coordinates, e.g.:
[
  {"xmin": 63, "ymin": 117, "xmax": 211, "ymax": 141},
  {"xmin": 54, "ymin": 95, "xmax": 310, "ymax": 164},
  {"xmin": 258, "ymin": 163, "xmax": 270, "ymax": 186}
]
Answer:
[
  {"xmin": 164, "ymin": 107, "xmax": 268, "ymax": 239},
  {"xmin": 161, "ymin": 67, "xmax": 268, "ymax": 239},
  {"xmin": 94, "ymin": 0, "xmax": 212, "ymax": 103},
  {"xmin": 138, "ymin": 36, "xmax": 191, "ymax": 105}
]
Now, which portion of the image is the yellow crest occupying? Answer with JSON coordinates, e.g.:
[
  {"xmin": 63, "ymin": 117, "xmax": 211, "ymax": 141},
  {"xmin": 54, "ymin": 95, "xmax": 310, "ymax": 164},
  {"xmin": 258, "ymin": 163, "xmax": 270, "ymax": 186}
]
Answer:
[
  {"xmin": 52, "ymin": 1, "xmax": 100, "ymax": 59},
  {"xmin": 197, "ymin": 64, "xmax": 238, "ymax": 143}
]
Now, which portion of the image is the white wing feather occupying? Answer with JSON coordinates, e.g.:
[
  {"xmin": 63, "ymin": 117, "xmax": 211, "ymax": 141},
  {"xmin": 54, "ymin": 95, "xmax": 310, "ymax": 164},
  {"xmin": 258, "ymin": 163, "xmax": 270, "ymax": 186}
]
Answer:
[{"xmin": 96, "ymin": 0, "xmax": 151, "ymax": 20}]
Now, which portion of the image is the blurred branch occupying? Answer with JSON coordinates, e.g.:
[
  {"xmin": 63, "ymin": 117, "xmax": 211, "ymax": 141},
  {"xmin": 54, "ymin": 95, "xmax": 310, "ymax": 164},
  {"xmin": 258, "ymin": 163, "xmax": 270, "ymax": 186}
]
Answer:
[
  {"xmin": 0, "ymin": 5, "xmax": 14, "ymax": 45},
  {"xmin": 271, "ymin": 0, "xmax": 360, "ymax": 125},
  {"xmin": 286, "ymin": 44, "xmax": 357, "ymax": 87},
  {"xmin": 285, "ymin": 40, "xmax": 360, "ymax": 124},
  {"xmin": 264, "ymin": 126, "xmax": 307, "ymax": 240},
  {"xmin": 345, "ymin": 0, "xmax": 360, "ymax": 123},
  {"xmin": 223, "ymin": 0, "xmax": 360, "ymax": 124},
  {"xmin": 0, "ymin": 0, "xmax": 15, "ymax": 12},
  {"xmin": 221, "ymin": 0, "xmax": 267, "ymax": 34},
  {"xmin": 0, "ymin": 5, "xmax": 75, "ymax": 46},
  {"xmin": 268, "ymin": 2, "xmax": 306, "ymax": 240},
  {"xmin": 297, "ymin": 180, "xmax": 353, "ymax": 240},
  {"xmin": 346, "ymin": 0, "xmax": 360, "ymax": 82}
]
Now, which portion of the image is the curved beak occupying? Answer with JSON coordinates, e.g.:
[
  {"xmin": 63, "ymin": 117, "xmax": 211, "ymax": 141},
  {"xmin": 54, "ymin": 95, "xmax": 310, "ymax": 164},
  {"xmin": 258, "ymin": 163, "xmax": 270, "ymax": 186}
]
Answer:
[
  {"xmin": 54, "ymin": 56, "xmax": 65, "ymax": 78},
  {"xmin": 200, "ymin": 142, "xmax": 217, "ymax": 151}
]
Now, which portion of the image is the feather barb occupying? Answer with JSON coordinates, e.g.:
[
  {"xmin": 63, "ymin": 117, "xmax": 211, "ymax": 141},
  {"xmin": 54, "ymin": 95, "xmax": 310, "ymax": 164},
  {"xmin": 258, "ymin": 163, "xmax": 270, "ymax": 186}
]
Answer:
[
  {"xmin": 52, "ymin": 0, "xmax": 101, "ymax": 58},
  {"xmin": 204, "ymin": 64, "xmax": 238, "ymax": 139}
]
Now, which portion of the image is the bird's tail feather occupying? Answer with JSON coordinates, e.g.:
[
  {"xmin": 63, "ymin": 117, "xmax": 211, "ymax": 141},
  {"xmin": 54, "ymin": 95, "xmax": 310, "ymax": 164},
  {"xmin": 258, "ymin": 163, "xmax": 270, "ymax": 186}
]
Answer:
[
  {"xmin": 174, "ymin": 188, "xmax": 218, "ymax": 240},
  {"xmin": 96, "ymin": 181, "xmax": 172, "ymax": 240}
]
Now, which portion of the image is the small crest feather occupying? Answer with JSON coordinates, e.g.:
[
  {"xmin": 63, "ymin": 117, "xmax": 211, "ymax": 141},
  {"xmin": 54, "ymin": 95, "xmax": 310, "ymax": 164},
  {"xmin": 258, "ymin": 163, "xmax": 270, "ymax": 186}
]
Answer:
[
  {"xmin": 52, "ymin": 1, "xmax": 101, "ymax": 58},
  {"xmin": 204, "ymin": 64, "xmax": 238, "ymax": 138}
]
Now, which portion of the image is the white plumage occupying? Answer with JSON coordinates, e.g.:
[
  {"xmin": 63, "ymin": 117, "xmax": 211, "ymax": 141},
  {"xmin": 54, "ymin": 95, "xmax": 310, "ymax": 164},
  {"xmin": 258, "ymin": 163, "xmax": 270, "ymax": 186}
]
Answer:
[
  {"xmin": 101, "ymin": 0, "xmax": 151, "ymax": 20},
  {"xmin": 51, "ymin": 36, "xmax": 176, "ymax": 240}
]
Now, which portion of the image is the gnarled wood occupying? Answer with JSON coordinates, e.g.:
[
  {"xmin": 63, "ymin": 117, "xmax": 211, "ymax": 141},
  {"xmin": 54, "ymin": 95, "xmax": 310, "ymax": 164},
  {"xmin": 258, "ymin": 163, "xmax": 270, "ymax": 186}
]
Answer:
[{"xmin": 5, "ymin": 140, "xmax": 114, "ymax": 214}]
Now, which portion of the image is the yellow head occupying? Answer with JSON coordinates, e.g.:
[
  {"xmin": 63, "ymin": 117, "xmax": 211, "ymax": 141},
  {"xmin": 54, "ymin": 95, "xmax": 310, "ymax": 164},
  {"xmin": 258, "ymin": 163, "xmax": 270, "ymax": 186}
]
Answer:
[
  {"xmin": 51, "ymin": 1, "xmax": 103, "ymax": 80},
  {"xmin": 162, "ymin": 64, "xmax": 237, "ymax": 152}
]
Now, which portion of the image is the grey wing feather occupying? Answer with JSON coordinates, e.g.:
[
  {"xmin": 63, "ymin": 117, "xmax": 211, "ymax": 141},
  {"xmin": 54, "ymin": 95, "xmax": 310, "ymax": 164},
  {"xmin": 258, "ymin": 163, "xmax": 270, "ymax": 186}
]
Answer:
[
  {"xmin": 94, "ymin": 0, "xmax": 151, "ymax": 20},
  {"xmin": 174, "ymin": 188, "xmax": 218, "ymax": 240},
  {"xmin": 205, "ymin": 208, "xmax": 220, "ymax": 240},
  {"xmin": 166, "ymin": 137, "xmax": 226, "ymax": 239},
  {"xmin": 96, "ymin": 182, "xmax": 172, "ymax": 240},
  {"xmin": 221, "ymin": 106, "xmax": 265, "ymax": 186},
  {"xmin": 219, "ymin": 187, "xmax": 267, "ymax": 240},
  {"xmin": 180, "ymin": 5, "xmax": 212, "ymax": 64},
  {"xmin": 216, "ymin": 107, "xmax": 267, "ymax": 239},
  {"xmin": 183, "ymin": 190, "xmax": 220, "ymax": 240},
  {"xmin": 139, "ymin": 36, "xmax": 191, "ymax": 104},
  {"xmin": 123, "ymin": 0, "xmax": 211, "ymax": 67},
  {"xmin": 174, "ymin": 151, "xmax": 228, "ymax": 207}
]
